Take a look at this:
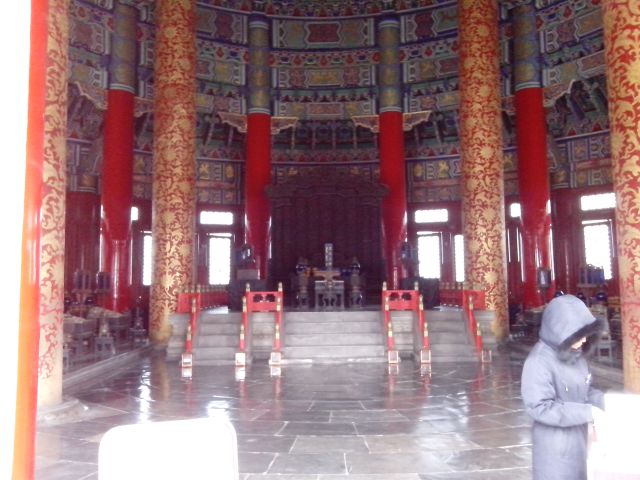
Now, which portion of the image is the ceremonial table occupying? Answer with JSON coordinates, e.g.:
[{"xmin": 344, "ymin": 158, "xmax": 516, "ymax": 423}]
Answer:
[{"xmin": 314, "ymin": 279, "xmax": 345, "ymax": 309}]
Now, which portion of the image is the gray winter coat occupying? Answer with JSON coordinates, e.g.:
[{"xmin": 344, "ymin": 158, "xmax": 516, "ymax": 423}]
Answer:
[{"xmin": 521, "ymin": 295, "xmax": 604, "ymax": 480}]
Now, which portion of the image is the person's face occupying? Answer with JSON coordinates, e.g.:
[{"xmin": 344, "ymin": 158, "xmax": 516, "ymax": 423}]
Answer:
[{"xmin": 571, "ymin": 337, "xmax": 587, "ymax": 350}]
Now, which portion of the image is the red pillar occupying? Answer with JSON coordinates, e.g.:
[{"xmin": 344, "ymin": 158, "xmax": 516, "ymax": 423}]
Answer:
[
  {"xmin": 244, "ymin": 15, "xmax": 272, "ymax": 278},
  {"xmin": 377, "ymin": 15, "xmax": 407, "ymax": 289},
  {"xmin": 245, "ymin": 113, "xmax": 271, "ymax": 279},
  {"xmin": 513, "ymin": 4, "xmax": 553, "ymax": 309},
  {"xmin": 64, "ymin": 192, "xmax": 100, "ymax": 293},
  {"xmin": 100, "ymin": 1, "xmax": 137, "ymax": 312},
  {"xmin": 14, "ymin": 1, "xmax": 47, "ymax": 476},
  {"xmin": 101, "ymin": 89, "xmax": 134, "ymax": 311},
  {"xmin": 515, "ymin": 88, "xmax": 553, "ymax": 307},
  {"xmin": 551, "ymin": 188, "xmax": 578, "ymax": 294},
  {"xmin": 379, "ymin": 111, "xmax": 408, "ymax": 288}
]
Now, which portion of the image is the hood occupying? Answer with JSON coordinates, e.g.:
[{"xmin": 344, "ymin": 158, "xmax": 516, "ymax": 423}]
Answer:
[{"xmin": 539, "ymin": 294, "xmax": 603, "ymax": 356}]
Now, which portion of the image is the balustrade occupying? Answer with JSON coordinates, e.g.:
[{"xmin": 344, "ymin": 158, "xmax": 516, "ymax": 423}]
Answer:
[
  {"xmin": 381, "ymin": 282, "xmax": 430, "ymax": 364},
  {"xmin": 236, "ymin": 283, "xmax": 284, "ymax": 368}
]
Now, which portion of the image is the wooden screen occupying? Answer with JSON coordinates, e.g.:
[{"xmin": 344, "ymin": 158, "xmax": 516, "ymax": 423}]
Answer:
[{"xmin": 266, "ymin": 170, "xmax": 387, "ymax": 296}]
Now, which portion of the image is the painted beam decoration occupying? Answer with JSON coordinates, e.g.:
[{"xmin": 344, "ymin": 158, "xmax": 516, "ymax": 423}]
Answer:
[
  {"xmin": 64, "ymin": 0, "xmax": 615, "ymax": 213},
  {"xmin": 272, "ymin": 18, "xmax": 374, "ymax": 49}
]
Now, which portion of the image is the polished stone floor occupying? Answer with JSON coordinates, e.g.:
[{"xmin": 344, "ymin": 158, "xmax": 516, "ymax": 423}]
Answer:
[{"xmin": 35, "ymin": 347, "xmax": 622, "ymax": 480}]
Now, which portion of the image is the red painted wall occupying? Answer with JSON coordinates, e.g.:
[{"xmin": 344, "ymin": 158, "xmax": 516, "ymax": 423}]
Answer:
[{"xmin": 64, "ymin": 192, "xmax": 100, "ymax": 294}]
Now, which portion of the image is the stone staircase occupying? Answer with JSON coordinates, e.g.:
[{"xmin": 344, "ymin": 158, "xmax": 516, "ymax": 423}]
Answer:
[
  {"xmin": 390, "ymin": 308, "xmax": 479, "ymax": 363},
  {"xmin": 193, "ymin": 311, "xmax": 241, "ymax": 365},
  {"xmin": 170, "ymin": 307, "xmax": 481, "ymax": 365},
  {"xmin": 281, "ymin": 310, "xmax": 386, "ymax": 363},
  {"xmin": 427, "ymin": 308, "xmax": 479, "ymax": 362}
]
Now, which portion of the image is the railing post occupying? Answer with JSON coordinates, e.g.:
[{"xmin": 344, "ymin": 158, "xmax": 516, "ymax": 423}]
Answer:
[
  {"xmin": 465, "ymin": 291, "xmax": 491, "ymax": 363},
  {"xmin": 381, "ymin": 281, "xmax": 400, "ymax": 364},
  {"xmin": 418, "ymin": 294, "xmax": 431, "ymax": 363},
  {"xmin": 269, "ymin": 282, "xmax": 284, "ymax": 366},
  {"xmin": 181, "ymin": 295, "xmax": 198, "ymax": 370},
  {"xmin": 235, "ymin": 295, "xmax": 249, "ymax": 366}
]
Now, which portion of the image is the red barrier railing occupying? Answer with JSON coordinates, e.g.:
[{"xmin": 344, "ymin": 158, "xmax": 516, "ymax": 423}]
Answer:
[
  {"xmin": 381, "ymin": 282, "xmax": 430, "ymax": 364},
  {"xmin": 177, "ymin": 285, "xmax": 228, "ymax": 368},
  {"xmin": 236, "ymin": 282, "xmax": 284, "ymax": 367},
  {"xmin": 462, "ymin": 289, "xmax": 491, "ymax": 362},
  {"xmin": 177, "ymin": 284, "xmax": 228, "ymax": 313}
]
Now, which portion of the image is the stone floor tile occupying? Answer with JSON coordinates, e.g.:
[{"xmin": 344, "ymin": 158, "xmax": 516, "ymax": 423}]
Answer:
[
  {"xmin": 292, "ymin": 436, "xmax": 370, "ymax": 454},
  {"xmin": 364, "ymin": 432, "xmax": 479, "ymax": 453},
  {"xmin": 255, "ymin": 409, "xmax": 332, "ymax": 422},
  {"xmin": 34, "ymin": 347, "xmax": 620, "ymax": 479},
  {"xmin": 320, "ymin": 475, "xmax": 421, "ymax": 480},
  {"xmin": 283, "ymin": 422, "xmax": 359, "ymax": 436},
  {"xmin": 268, "ymin": 452, "xmax": 348, "ymax": 475},
  {"xmin": 245, "ymin": 475, "xmax": 318, "ymax": 480},
  {"xmin": 237, "ymin": 433, "xmax": 297, "ymax": 453},
  {"xmin": 431, "ymin": 446, "xmax": 530, "ymax": 471},
  {"xmin": 465, "ymin": 425, "xmax": 533, "ymax": 449},
  {"xmin": 237, "ymin": 451, "xmax": 277, "ymax": 474},
  {"xmin": 419, "ymin": 467, "xmax": 531, "ymax": 479},
  {"xmin": 345, "ymin": 451, "xmax": 453, "ymax": 475}
]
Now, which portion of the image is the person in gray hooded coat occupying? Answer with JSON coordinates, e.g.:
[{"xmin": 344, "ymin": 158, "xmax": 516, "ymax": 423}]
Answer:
[{"xmin": 521, "ymin": 294, "xmax": 605, "ymax": 480}]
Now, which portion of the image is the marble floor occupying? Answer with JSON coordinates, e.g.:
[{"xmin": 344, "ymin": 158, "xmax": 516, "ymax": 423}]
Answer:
[{"xmin": 35, "ymin": 348, "xmax": 622, "ymax": 480}]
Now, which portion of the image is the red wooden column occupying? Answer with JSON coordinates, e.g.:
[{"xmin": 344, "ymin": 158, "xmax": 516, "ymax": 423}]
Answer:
[
  {"xmin": 11, "ymin": 1, "xmax": 50, "ymax": 477},
  {"xmin": 378, "ymin": 15, "xmax": 408, "ymax": 289},
  {"xmin": 459, "ymin": 0, "xmax": 509, "ymax": 340},
  {"xmin": 551, "ymin": 188, "xmax": 579, "ymax": 295},
  {"xmin": 603, "ymin": 0, "xmax": 640, "ymax": 392},
  {"xmin": 150, "ymin": 0, "xmax": 197, "ymax": 345},
  {"xmin": 245, "ymin": 14, "xmax": 271, "ymax": 279},
  {"xmin": 100, "ymin": 0, "xmax": 137, "ymax": 312},
  {"xmin": 513, "ymin": 4, "xmax": 553, "ymax": 309}
]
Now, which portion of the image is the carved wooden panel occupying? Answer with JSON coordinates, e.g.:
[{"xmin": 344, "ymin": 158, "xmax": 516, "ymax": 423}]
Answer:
[{"xmin": 266, "ymin": 169, "xmax": 387, "ymax": 297}]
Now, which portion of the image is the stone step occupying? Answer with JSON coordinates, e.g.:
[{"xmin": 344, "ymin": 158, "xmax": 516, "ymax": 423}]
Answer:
[
  {"xmin": 284, "ymin": 320, "xmax": 382, "ymax": 335},
  {"xmin": 427, "ymin": 308, "xmax": 463, "ymax": 317},
  {"xmin": 193, "ymin": 347, "xmax": 237, "ymax": 365},
  {"xmin": 199, "ymin": 323, "xmax": 239, "ymax": 335},
  {"xmin": 283, "ymin": 344, "xmax": 386, "ymax": 360},
  {"xmin": 427, "ymin": 319, "xmax": 467, "ymax": 333},
  {"xmin": 286, "ymin": 311, "xmax": 381, "ymax": 322},
  {"xmin": 190, "ymin": 309, "xmax": 478, "ymax": 365},
  {"xmin": 475, "ymin": 310, "xmax": 498, "ymax": 348},
  {"xmin": 196, "ymin": 334, "xmax": 238, "ymax": 348},
  {"xmin": 429, "ymin": 331, "xmax": 473, "ymax": 344},
  {"xmin": 284, "ymin": 332, "xmax": 382, "ymax": 347},
  {"xmin": 199, "ymin": 312, "xmax": 242, "ymax": 324}
]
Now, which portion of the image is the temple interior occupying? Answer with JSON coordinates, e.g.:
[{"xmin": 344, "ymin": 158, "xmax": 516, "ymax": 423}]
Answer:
[{"xmin": 6, "ymin": 0, "xmax": 640, "ymax": 478}]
